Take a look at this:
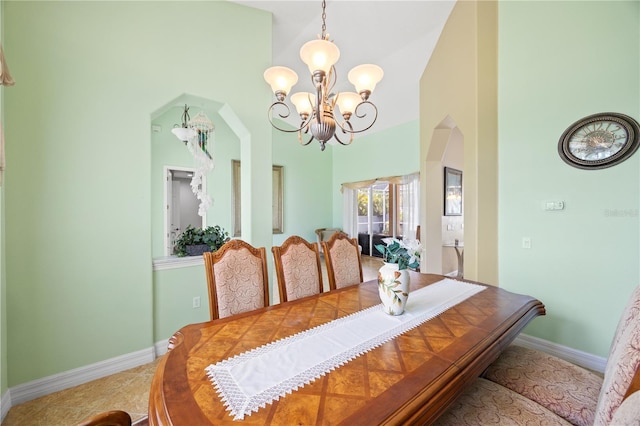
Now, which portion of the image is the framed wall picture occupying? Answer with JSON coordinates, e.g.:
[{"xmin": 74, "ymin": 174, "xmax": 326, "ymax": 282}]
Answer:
[{"xmin": 444, "ymin": 167, "xmax": 462, "ymax": 216}]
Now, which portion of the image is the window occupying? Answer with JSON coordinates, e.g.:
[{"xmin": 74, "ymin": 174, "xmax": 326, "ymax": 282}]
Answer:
[
  {"xmin": 358, "ymin": 183, "xmax": 393, "ymax": 235},
  {"xmin": 348, "ymin": 173, "xmax": 419, "ymax": 256}
]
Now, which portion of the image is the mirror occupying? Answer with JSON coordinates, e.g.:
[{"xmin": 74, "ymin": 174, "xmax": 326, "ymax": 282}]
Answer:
[{"xmin": 444, "ymin": 167, "xmax": 462, "ymax": 216}]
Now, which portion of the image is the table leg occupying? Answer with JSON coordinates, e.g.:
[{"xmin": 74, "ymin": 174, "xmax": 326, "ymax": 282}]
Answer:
[{"xmin": 454, "ymin": 246, "xmax": 463, "ymax": 278}]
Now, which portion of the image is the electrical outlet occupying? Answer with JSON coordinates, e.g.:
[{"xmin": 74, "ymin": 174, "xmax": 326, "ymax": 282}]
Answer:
[
  {"xmin": 522, "ymin": 237, "xmax": 531, "ymax": 249},
  {"xmin": 193, "ymin": 296, "xmax": 201, "ymax": 309}
]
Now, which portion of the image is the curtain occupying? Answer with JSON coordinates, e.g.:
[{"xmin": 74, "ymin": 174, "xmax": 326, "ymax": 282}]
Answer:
[
  {"xmin": 0, "ymin": 42, "xmax": 14, "ymax": 186},
  {"xmin": 340, "ymin": 175, "xmax": 404, "ymax": 191},
  {"xmin": 342, "ymin": 187, "xmax": 357, "ymax": 238},
  {"xmin": 0, "ymin": 43, "xmax": 15, "ymax": 86},
  {"xmin": 401, "ymin": 172, "xmax": 420, "ymax": 240}
]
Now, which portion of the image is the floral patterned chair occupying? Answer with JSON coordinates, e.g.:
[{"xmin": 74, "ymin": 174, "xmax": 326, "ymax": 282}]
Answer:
[
  {"xmin": 435, "ymin": 285, "xmax": 640, "ymax": 425},
  {"xmin": 610, "ymin": 390, "xmax": 640, "ymax": 425},
  {"xmin": 481, "ymin": 285, "xmax": 640, "ymax": 426},
  {"xmin": 203, "ymin": 239, "xmax": 269, "ymax": 320},
  {"xmin": 272, "ymin": 235, "xmax": 324, "ymax": 303},
  {"xmin": 434, "ymin": 377, "xmax": 573, "ymax": 425},
  {"xmin": 321, "ymin": 232, "xmax": 363, "ymax": 290}
]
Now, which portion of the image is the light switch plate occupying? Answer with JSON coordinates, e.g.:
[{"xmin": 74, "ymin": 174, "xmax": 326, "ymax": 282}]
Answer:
[{"xmin": 544, "ymin": 200, "xmax": 565, "ymax": 211}]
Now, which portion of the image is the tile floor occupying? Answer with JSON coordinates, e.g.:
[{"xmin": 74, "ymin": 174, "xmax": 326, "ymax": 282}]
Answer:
[
  {"xmin": 1, "ymin": 360, "xmax": 157, "ymax": 426},
  {"xmin": 1, "ymin": 255, "xmax": 383, "ymax": 426}
]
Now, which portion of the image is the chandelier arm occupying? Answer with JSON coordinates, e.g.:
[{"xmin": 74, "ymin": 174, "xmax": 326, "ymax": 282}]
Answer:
[
  {"xmin": 355, "ymin": 100, "xmax": 377, "ymax": 120},
  {"xmin": 267, "ymin": 102, "xmax": 312, "ymax": 133},
  {"xmin": 335, "ymin": 101, "xmax": 379, "ymax": 134},
  {"xmin": 298, "ymin": 130, "xmax": 315, "ymax": 146},
  {"xmin": 332, "ymin": 124, "xmax": 354, "ymax": 146}
]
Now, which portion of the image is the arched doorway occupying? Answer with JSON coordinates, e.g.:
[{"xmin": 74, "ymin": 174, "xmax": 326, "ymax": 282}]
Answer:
[{"xmin": 421, "ymin": 115, "xmax": 464, "ymax": 276}]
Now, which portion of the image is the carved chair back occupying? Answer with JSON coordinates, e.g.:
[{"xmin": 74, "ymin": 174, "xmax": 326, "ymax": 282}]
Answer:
[{"xmin": 203, "ymin": 239, "xmax": 269, "ymax": 320}]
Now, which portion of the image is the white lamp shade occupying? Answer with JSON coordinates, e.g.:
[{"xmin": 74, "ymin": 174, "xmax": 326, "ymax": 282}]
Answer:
[
  {"xmin": 171, "ymin": 127, "xmax": 197, "ymax": 142},
  {"xmin": 348, "ymin": 64, "xmax": 384, "ymax": 94},
  {"xmin": 335, "ymin": 92, "xmax": 362, "ymax": 115},
  {"xmin": 290, "ymin": 92, "xmax": 316, "ymax": 116},
  {"xmin": 264, "ymin": 66, "xmax": 298, "ymax": 96},
  {"xmin": 299, "ymin": 39, "xmax": 340, "ymax": 74}
]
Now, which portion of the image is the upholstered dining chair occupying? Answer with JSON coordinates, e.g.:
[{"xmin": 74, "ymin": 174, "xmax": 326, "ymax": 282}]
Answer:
[
  {"xmin": 203, "ymin": 239, "xmax": 269, "ymax": 320},
  {"xmin": 77, "ymin": 410, "xmax": 132, "ymax": 426},
  {"xmin": 321, "ymin": 232, "xmax": 363, "ymax": 290},
  {"xmin": 435, "ymin": 285, "xmax": 640, "ymax": 426},
  {"xmin": 314, "ymin": 227, "xmax": 342, "ymax": 255},
  {"xmin": 272, "ymin": 235, "xmax": 324, "ymax": 303}
]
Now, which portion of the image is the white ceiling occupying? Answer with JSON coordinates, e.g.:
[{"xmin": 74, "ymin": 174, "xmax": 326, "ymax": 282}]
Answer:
[{"xmin": 232, "ymin": 0, "xmax": 455, "ymax": 134}]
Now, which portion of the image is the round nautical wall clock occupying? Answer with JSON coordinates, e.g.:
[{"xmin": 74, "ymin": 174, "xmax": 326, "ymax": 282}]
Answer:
[{"xmin": 558, "ymin": 112, "xmax": 640, "ymax": 170}]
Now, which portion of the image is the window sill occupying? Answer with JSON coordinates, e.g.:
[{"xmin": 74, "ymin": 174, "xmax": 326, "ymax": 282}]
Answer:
[{"xmin": 152, "ymin": 255, "xmax": 204, "ymax": 271}]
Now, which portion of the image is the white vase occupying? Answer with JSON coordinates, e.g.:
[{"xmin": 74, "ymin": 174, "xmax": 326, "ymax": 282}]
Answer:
[{"xmin": 377, "ymin": 262, "xmax": 410, "ymax": 315}]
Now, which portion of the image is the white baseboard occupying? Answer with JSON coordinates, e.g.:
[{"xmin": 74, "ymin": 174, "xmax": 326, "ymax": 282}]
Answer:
[
  {"xmin": 155, "ymin": 339, "xmax": 170, "ymax": 357},
  {"xmin": 1, "ymin": 389, "xmax": 12, "ymax": 423},
  {"xmin": 514, "ymin": 333, "xmax": 607, "ymax": 373},
  {"xmin": 9, "ymin": 347, "xmax": 155, "ymax": 406}
]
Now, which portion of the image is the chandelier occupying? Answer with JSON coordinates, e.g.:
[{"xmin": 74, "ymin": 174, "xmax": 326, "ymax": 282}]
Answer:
[{"xmin": 263, "ymin": 0, "xmax": 383, "ymax": 151}]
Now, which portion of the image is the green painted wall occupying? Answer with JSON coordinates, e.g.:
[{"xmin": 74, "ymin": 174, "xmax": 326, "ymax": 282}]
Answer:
[
  {"xmin": 498, "ymin": 1, "xmax": 640, "ymax": 357},
  {"xmin": 0, "ymin": 186, "xmax": 5, "ymax": 400},
  {"xmin": 331, "ymin": 120, "xmax": 420, "ymax": 226},
  {"xmin": 271, "ymin": 128, "xmax": 334, "ymax": 246},
  {"xmin": 1, "ymin": 0, "xmax": 6, "ymax": 400},
  {"xmin": 3, "ymin": 1, "xmax": 272, "ymax": 386},
  {"xmin": 0, "ymin": 178, "xmax": 5, "ymax": 398},
  {"xmin": 154, "ymin": 265, "xmax": 209, "ymax": 342}
]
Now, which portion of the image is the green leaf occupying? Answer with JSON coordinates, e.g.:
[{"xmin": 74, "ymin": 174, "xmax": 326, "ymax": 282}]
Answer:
[{"xmin": 174, "ymin": 225, "xmax": 230, "ymax": 256}]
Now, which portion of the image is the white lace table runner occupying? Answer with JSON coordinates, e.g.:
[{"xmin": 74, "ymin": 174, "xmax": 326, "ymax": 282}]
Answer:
[{"xmin": 205, "ymin": 278, "xmax": 485, "ymax": 420}]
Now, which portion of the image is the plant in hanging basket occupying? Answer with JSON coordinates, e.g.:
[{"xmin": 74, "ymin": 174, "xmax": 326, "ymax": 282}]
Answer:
[{"xmin": 174, "ymin": 225, "xmax": 230, "ymax": 257}]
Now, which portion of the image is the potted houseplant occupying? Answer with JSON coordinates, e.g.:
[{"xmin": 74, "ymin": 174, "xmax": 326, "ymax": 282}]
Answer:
[
  {"xmin": 375, "ymin": 238, "xmax": 421, "ymax": 271},
  {"xmin": 374, "ymin": 238, "xmax": 422, "ymax": 315},
  {"xmin": 174, "ymin": 225, "xmax": 230, "ymax": 257}
]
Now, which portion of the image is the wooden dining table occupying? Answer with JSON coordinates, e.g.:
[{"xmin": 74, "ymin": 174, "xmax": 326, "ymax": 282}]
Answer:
[{"xmin": 148, "ymin": 272, "xmax": 545, "ymax": 425}]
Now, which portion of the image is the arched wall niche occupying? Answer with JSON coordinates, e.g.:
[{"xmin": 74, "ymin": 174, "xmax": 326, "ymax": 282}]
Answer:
[
  {"xmin": 421, "ymin": 115, "xmax": 464, "ymax": 275},
  {"xmin": 149, "ymin": 93, "xmax": 248, "ymax": 259}
]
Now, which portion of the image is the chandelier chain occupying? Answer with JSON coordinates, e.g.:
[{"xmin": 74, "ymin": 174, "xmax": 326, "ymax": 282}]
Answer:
[{"xmin": 321, "ymin": 0, "xmax": 327, "ymax": 39}]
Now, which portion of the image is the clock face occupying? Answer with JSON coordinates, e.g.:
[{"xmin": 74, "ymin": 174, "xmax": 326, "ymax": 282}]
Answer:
[{"xmin": 558, "ymin": 113, "xmax": 640, "ymax": 169}]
